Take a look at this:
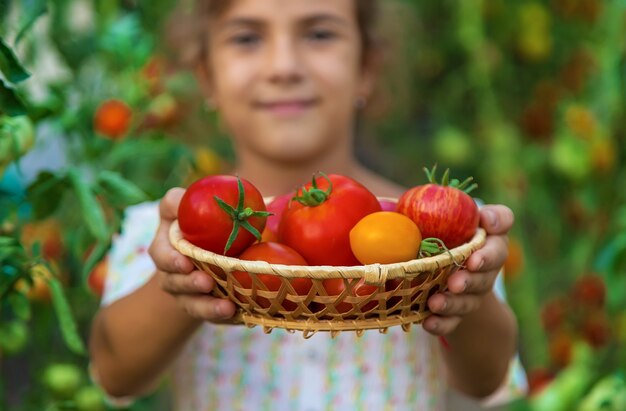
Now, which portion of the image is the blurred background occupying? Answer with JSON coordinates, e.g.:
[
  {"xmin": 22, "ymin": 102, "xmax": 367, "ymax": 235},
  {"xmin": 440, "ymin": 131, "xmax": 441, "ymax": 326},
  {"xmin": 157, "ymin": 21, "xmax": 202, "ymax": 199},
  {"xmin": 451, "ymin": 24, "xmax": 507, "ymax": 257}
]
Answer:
[{"xmin": 1, "ymin": 0, "xmax": 625, "ymax": 410}]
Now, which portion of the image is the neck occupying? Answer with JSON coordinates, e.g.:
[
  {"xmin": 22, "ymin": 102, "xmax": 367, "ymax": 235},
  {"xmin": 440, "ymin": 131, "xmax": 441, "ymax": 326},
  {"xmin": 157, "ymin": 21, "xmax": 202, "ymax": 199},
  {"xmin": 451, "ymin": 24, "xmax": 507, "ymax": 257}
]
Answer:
[{"xmin": 232, "ymin": 138, "xmax": 360, "ymax": 197}]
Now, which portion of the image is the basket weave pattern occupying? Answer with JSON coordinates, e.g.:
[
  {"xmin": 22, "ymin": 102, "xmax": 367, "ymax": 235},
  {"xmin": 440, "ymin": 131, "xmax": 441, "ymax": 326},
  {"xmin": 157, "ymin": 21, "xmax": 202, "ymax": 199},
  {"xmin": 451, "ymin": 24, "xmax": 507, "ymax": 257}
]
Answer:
[{"xmin": 170, "ymin": 221, "xmax": 486, "ymax": 337}]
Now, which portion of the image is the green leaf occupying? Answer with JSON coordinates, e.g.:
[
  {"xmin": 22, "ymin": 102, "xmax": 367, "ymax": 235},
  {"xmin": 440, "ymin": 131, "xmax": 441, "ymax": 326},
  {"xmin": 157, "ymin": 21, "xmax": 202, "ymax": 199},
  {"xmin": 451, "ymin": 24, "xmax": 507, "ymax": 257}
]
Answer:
[
  {"xmin": 8, "ymin": 291, "xmax": 31, "ymax": 321},
  {"xmin": 0, "ymin": 79, "xmax": 27, "ymax": 116},
  {"xmin": 97, "ymin": 170, "xmax": 148, "ymax": 207},
  {"xmin": 47, "ymin": 276, "xmax": 86, "ymax": 356},
  {"xmin": 68, "ymin": 168, "xmax": 109, "ymax": 242},
  {"xmin": 0, "ymin": 236, "xmax": 18, "ymax": 248},
  {"xmin": 82, "ymin": 239, "xmax": 110, "ymax": 286},
  {"xmin": 0, "ymin": 37, "xmax": 30, "ymax": 83},
  {"xmin": 15, "ymin": 2, "xmax": 48, "ymax": 45},
  {"xmin": 26, "ymin": 172, "xmax": 69, "ymax": 219}
]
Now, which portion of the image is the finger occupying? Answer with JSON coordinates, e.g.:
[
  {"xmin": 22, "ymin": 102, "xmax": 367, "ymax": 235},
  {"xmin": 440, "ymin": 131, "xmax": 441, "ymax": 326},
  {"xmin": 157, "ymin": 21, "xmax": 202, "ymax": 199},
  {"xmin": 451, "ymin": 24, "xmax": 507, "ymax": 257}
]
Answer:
[
  {"xmin": 159, "ymin": 271, "xmax": 215, "ymax": 295},
  {"xmin": 149, "ymin": 220, "xmax": 195, "ymax": 274},
  {"xmin": 428, "ymin": 291, "xmax": 482, "ymax": 316},
  {"xmin": 178, "ymin": 295, "xmax": 237, "ymax": 321},
  {"xmin": 160, "ymin": 187, "xmax": 186, "ymax": 221},
  {"xmin": 479, "ymin": 205, "xmax": 515, "ymax": 235},
  {"xmin": 423, "ymin": 314, "xmax": 462, "ymax": 336},
  {"xmin": 447, "ymin": 269, "xmax": 498, "ymax": 295},
  {"xmin": 465, "ymin": 234, "xmax": 509, "ymax": 273}
]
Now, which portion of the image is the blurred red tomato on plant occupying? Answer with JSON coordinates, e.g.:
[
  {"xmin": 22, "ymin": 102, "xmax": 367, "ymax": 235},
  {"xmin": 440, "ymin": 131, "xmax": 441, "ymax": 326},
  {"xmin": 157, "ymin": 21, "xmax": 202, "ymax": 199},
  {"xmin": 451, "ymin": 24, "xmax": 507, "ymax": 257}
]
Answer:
[
  {"xmin": 88, "ymin": 258, "xmax": 108, "ymax": 298},
  {"xmin": 94, "ymin": 99, "xmax": 132, "ymax": 139},
  {"xmin": 572, "ymin": 274, "xmax": 605, "ymax": 308}
]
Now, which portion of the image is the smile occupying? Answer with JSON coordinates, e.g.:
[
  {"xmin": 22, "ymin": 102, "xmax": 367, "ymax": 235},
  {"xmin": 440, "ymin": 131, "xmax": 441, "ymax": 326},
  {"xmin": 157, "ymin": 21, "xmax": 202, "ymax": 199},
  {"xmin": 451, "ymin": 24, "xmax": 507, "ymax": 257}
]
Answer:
[{"xmin": 254, "ymin": 98, "xmax": 319, "ymax": 116}]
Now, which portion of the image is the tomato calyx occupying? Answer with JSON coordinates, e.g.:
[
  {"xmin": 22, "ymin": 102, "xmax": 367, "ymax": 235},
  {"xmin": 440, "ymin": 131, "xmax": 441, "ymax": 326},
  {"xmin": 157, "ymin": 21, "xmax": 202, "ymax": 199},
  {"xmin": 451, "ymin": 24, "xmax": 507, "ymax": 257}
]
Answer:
[
  {"xmin": 293, "ymin": 172, "xmax": 333, "ymax": 207},
  {"xmin": 424, "ymin": 165, "xmax": 478, "ymax": 194},
  {"xmin": 419, "ymin": 237, "xmax": 462, "ymax": 267},
  {"xmin": 214, "ymin": 177, "xmax": 272, "ymax": 253}
]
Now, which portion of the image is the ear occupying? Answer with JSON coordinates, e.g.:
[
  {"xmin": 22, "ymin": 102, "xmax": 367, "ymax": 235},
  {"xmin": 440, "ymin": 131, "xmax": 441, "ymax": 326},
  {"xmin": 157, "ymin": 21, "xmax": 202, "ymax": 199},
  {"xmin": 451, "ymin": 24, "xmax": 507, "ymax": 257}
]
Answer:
[{"xmin": 357, "ymin": 48, "xmax": 382, "ymax": 103}]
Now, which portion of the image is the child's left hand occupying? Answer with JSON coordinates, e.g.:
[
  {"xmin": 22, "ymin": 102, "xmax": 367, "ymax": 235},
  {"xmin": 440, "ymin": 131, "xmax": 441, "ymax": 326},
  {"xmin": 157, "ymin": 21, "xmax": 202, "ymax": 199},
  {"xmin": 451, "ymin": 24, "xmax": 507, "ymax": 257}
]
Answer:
[{"xmin": 423, "ymin": 205, "xmax": 514, "ymax": 336}]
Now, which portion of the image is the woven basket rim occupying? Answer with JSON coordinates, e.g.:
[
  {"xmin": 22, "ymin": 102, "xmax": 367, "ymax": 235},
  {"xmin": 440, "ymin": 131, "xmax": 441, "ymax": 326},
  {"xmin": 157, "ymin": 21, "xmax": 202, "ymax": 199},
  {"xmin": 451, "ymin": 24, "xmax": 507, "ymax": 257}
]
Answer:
[{"xmin": 169, "ymin": 220, "xmax": 486, "ymax": 285}]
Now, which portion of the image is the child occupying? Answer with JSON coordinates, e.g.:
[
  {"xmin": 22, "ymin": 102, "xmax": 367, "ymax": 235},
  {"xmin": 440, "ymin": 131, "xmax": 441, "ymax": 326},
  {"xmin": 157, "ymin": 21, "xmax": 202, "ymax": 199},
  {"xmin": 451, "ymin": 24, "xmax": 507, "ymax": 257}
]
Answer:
[{"xmin": 89, "ymin": 1, "xmax": 523, "ymax": 409}]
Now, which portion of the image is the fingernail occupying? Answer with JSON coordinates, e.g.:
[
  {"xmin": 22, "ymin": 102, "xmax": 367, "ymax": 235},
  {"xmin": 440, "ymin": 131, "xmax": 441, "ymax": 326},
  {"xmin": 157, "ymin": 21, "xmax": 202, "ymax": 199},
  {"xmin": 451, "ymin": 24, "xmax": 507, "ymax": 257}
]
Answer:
[
  {"xmin": 475, "ymin": 258, "xmax": 485, "ymax": 271},
  {"xmin": 439, "ymin": 299, "xmax": 448, "ymax": 311},
  {"xmin": 485, "ymin": 210, "xmax": 497, "ymax": 228},
  {"xmin": 463, "ymin": 280, "xmax": 469, "ymax": 292}
]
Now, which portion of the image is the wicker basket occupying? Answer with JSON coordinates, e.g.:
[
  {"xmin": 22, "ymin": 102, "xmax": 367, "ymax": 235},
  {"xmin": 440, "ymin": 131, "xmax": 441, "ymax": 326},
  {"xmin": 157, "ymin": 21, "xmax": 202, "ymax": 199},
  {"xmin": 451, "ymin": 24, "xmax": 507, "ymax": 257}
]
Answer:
[{"xmin": 169, "ymin": 220, "xmax": 486, "ymax": 338}]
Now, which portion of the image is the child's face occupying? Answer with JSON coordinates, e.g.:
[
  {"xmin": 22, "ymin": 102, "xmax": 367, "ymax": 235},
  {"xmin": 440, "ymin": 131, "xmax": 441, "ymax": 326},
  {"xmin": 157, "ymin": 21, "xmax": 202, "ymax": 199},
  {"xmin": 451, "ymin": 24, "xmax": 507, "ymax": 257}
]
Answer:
[{"xmin": 203, "ymin": 0, "xmax": 373, "ymax": 164}]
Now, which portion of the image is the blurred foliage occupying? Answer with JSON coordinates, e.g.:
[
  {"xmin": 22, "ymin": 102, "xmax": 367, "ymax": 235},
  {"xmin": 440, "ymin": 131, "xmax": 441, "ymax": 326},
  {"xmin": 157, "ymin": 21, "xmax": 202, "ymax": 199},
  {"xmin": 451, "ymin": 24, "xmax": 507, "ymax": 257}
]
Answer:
[{"xmin": 1, "ymin": 0, "xmax": 625, "ymax": 410}]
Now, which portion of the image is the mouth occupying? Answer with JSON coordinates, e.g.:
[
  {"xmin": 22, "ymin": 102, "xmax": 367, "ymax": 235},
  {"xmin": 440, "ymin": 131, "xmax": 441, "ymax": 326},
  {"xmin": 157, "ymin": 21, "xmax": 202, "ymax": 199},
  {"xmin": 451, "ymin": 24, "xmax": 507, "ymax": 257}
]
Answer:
[{"xmin": 254, "ymin": 98, "xmax": 319, "ymax": 116}]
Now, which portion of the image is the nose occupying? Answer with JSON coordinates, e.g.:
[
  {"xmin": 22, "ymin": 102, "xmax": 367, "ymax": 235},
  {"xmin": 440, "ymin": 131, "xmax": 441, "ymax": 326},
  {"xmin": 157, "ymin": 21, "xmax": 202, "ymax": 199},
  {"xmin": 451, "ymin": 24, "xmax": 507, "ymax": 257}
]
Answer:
[{"xmin": 266, "ymin": 35, "xmax": 303, "ymax": 85}]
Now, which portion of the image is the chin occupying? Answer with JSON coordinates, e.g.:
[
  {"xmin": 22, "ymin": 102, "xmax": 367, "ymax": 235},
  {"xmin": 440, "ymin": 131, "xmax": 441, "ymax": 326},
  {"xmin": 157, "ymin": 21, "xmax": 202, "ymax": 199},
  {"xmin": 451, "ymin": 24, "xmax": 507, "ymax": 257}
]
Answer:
[{"xmin": 257, "ymin": 139, "xmax": 329, "ymax": 165}]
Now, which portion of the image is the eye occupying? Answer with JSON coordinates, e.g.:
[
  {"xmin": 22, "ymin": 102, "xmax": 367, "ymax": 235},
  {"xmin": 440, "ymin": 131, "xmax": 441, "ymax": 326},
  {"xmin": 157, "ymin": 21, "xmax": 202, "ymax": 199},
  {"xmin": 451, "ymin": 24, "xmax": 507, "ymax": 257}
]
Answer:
[
  {"xmin": 306, "ymin": 29, "xmax": 337, "ymax": 42},
  {"xmin": 230, "ymin": 32, "xmax": 261, "ymax": 47}
]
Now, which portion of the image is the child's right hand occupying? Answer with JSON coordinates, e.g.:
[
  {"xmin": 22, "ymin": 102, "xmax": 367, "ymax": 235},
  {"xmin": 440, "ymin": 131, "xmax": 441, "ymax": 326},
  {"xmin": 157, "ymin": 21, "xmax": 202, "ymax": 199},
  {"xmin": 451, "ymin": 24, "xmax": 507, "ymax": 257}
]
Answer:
[{"xmin": 148, "ymin": 188, "xmax": 237, "ymax": 321}]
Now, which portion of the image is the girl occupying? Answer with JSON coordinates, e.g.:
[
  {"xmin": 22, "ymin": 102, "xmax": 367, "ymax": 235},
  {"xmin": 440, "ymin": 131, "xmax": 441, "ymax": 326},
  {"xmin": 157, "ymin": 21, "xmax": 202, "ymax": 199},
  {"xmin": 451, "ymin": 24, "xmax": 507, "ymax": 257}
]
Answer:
[{"xmin": 89, "ymin": 1, "xmax": 523, "ymax": 409}]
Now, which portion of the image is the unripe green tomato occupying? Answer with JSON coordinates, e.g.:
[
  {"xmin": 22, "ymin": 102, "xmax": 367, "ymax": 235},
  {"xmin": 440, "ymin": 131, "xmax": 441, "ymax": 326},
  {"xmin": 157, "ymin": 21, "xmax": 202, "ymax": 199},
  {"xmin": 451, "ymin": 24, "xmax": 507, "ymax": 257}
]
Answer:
[
  {"xmin": 0, "ymin": 320, "xmax": 29, "ymax": 355},
  {"xmin": 74, "ymin": 385, "xmax": 106, "ymax": 411},
  {"xmin": 550, "ymin": 134, "xmax": 592, "ymax": 181},
  {"xmin": 0, "ymin": 115, "xmax": 35, "ymax": 162},
  {"xmin": 43, "ymin": 363, "xmax": 83, "ymax": 399},
  {"xmin": 433, "ymin": 127, "xmax": 473, "ymax": 166}
]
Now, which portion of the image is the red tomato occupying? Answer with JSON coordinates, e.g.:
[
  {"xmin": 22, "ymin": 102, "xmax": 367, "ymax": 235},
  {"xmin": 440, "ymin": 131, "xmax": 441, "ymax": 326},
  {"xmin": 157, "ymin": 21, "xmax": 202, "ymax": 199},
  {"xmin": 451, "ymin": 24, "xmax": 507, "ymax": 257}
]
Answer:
[
  {"xmin": 178, "ymin": 175, "xmax": 269, "ymax": 256},
  {"xmin": 571, "ymin": 274, "xmax": 605, "ymax": 308},
  {"xmin": 94, "ymin": 99, "xmax": 132, "ymax": 139},
  {"xmin": 385, "ymin": 273, "xmax": 428, "ymax": 310},
  {"xmin": 397, "ymin": 166, "xmax": 479, "ymax": 249},
  {"xmin": 278, "ymin": 173, "xmax": 381, "ymax": 266},
  {"xmin": 261, "ymin": 192, "xmax": 293, "ymax": 242},
  {"xmin": 232, "ymin": 242, "xmax": 311, "ymax": 310},
  {"xmin": 322, "ymin": 279, "xmax": 378, "ymax": 314}
]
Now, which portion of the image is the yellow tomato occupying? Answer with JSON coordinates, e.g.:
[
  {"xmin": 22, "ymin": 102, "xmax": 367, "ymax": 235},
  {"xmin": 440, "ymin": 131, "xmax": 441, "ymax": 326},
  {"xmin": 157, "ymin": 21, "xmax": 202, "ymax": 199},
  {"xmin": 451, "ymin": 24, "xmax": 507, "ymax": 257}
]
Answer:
[{"xmin": 349, "ymin": 211, "xmax": 422, "ymax": 265}]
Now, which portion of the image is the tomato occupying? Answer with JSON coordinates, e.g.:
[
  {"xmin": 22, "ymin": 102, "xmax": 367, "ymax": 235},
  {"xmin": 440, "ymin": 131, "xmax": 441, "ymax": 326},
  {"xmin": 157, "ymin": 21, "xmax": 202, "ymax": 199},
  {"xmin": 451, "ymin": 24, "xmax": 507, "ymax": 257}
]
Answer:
[
  {"xmin": 178, "ymin": 175, "xmax": 270, "ymax": 256},
  {"xmin": 43, "ymin": 363, "xmax": 83, "ymax": 400},
  {"xmin": 261, "ymin": 192, "xmax": 294, "ymax": 243},
  {"xmin": 397, "ymin": 166, "xmax": 479, "ymax": 249},
  {"xmin": 548, "ymin": 331, "xmax": 573, "ymax": 368},
  {"xmin": 571, "ymin": 274, "xmax": 605, "ymax": 308},
  {"xmin": 527, "ymin": 368, "xmax": 555, "ymax": 397},
  {"xmin": 349, "ymin": 211, "xmax": 422, "ymax": 265},
  {"xmin": 541, "ymin": 298, "xmax": 568, "ymax": 333},
  {"xmin": 74, "ymin": 386, "xmax": 106, "ymax": 411},
  {"xmin": 322, "ymin": 279, "xmax": 378, "ymax": 314},
  {"xmin": 580, "ymin": 311, "xmax": 611, "ymax": 348},
  {"xmin": 232, "ymin": 242, "xmax": 311, "ymax": 310},
  {"xmin": 0, "ymin": 115, "xmax": 35, "ymax": 174},
  {"xmin": 20, "ymin": 218, "xmax": 64, "ymax": 261},
  {"xmin": 87, "ymin": 258, "xmax": 108, "ymax": 298},
  {"xmin": 503, "ymin": 237, "xmax": 525, "ymax": 281},
  {"xmin": 16, "ymin": 263, "xmax": 54, "ymax": 302},
  {"xmin": 278, "ymin": 173, "xmax": 381, "ymax": 266},
  {"xmin": 94, "ymin": 99, "xmax": 132, "ymax": 139},
  {"xmin": 0, "ymin": 320, "xmax": 29, "ymax": 355},
  {"xmin": 385, "ymin": 272, "xmax": 429, "ymax": 311},
  {"xmin": 142, "ymin": 93, "xmax": 179, "ymax": 129}
]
